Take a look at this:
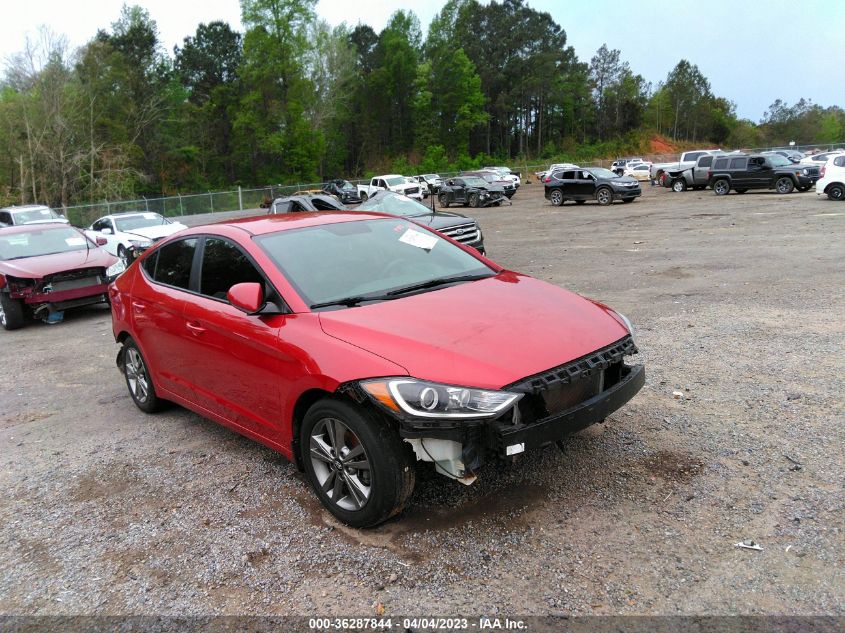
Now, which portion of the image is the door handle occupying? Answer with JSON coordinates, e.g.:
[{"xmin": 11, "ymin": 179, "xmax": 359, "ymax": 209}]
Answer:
[
  {"xmin": 131, "ymin": 301, "xmax": 146, "ymax": 312},
  {"xmin": 186, "ymin": 321, "xmax": 206, "ymax": 335}
]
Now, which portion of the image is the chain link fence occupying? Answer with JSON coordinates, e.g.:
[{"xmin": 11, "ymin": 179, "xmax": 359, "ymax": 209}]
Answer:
[{"xmin": 58, "ymin": 141, "xmax": 845, "ymax": 226}]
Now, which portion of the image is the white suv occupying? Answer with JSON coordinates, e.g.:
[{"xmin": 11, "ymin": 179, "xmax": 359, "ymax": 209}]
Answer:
[{"xmin": 816, "ymin": 155, "xmax": 845, "ymax": 201}]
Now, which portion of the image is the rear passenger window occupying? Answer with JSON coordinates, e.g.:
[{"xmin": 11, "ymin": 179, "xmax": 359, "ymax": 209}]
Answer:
[
  {"xmin": 730, "ymin": 158, "xmax": 747, "ymax": 169},
  {"xmin": 714, "ymin": 158, "xmax": 728, "ymax": 169},
  {"xmin": 152, "ymin": 238, "xmax": 197, "ymax": 289},
  {"xmin": 200, "ymin": 238, "xmax": 265, "ymax": 301},
  {"xmin": 834, "ymin": 157, "xmax": 845, "ymax": 167},
  {"xmin": 698, "ymin": 156, "xmax": 713, "ymax": 168},
  {"xmin": 561, "ymin": 171, "xmax": 575, "ymax": 179}
]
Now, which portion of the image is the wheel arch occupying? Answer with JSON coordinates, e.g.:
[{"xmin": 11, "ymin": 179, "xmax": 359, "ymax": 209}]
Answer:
[
  {"xmin": 824, "ymin": 181, "xmax": 845, "ymax": 193},
  {"xmin": 290, "ymin": 387, "xmax": 339, "ymax": 471}
]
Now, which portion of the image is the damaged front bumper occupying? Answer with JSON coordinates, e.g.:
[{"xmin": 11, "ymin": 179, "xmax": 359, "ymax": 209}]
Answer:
[{"xmin": 348, "ymin": 336, "xmax": 644, "ymax": 482}]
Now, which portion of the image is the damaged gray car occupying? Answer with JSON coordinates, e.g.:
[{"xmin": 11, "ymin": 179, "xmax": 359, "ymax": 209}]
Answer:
[{"xmin": 438, "ymin": 176, "xmax": 509, "ymax": 209}]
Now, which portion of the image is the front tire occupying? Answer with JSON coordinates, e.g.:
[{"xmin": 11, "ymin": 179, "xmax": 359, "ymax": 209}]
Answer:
[
  {"xmin": 0, "ymin": 293, "xmax": 25, "ymax": 331},
  {"xmin": 596, "ymin": 187, "xmax": 613, "ymax": 206},
  {"xmin": 121, "ymin": 337, "xmax": 164, "ymax": 413},
  {"xmin": 776, "ymin": 177, "xmax": 795, "ymax": 194},
  {"xmin": 438, "ymin": 193, "xmax": 449, "ymax": 208},
  {"xmin": 468, "ymin": 193, "xmax": 479, "ymax": 208},
  {"xmin": 827, "ymin": 184, "xmax": 845, "ymax": 201},
  {"xmin": 672, "ymin": 179, "xmax": 687, "ymax": 192},
  {"xmin": 301, "ymin": 399, "xmax": 415, "ymax": 528},
  {"xmin": 713, "ymin": 179, "xmax": 730, "ymax": 196},
  {"xmin": 360, "ymin": 192, "xmax": 368, "ymax": 201},
  {"xmin": 549, "ymin": 189, "xmax": 564, "ymax": 206}
]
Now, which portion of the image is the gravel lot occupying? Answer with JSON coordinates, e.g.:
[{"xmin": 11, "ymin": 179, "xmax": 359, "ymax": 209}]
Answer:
[{"xmin": 1, "ymin": 184, "xmax": 843, "ymax": 617}]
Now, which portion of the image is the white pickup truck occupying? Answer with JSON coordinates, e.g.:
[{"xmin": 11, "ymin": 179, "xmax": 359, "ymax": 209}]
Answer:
[
  {"xmin": 357, "ymin": 174, "xmax": 423, "ymax": 201},
  {"xmin": 650, "ymin": 150, "xmax": 722, "ymax": 183}
]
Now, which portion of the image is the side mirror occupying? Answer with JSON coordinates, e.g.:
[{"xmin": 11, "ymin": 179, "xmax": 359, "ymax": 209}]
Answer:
[
  {"xmin": 96, "ymin": 236, "xmax": 108, "ymax": 246},
  {"xmin": 227, "ymin": 282, "xmax": 265, "ymax": 314},
  {"xmin": 101, "ymin": 228, "xmax": 113, "ymax": 235}
]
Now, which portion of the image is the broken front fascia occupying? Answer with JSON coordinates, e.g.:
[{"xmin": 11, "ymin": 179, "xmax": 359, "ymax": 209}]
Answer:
[{"xmin": 339, "ymin": 380, "xmax": 525, "ymax": 484}]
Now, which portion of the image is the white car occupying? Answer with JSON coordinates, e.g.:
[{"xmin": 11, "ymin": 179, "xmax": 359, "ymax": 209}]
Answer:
[
  {"xmin": 536, "ymin": 163, "xmax": 579, "ymax": 180},
  {"xmin": 0, "ymin": 205, "xmax": 69, "ymax": 227},
  {"xmin": 416, "ymin": 174, "xmax": 443, "ymax": 193},
  {"xmin": 816, "ymin": 154, "xmax": 845, "ymax": 201},
  {"xmin": 623, "ymin": 162, "xmax": 653, "ymax": 181},
  {"xmin": 86, "ymin": 212, "xmax": 187, "ymax": 264},
  {"xmin": 483, "ymin": 166, "xmax": 520, "ymax": 189},
  {"xmin": 406, "ymin": 176, "xmax": 429, "ymax": 198},
  {"xmin": 799, "ymin": 149, "xmax": 845, "ymax": 170}
]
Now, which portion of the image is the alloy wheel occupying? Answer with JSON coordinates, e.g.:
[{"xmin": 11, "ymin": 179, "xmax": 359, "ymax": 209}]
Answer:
[
  {"xmin": 596, "ymin": 188, "xmax": 611, "ymax": 205},
  {"xmin": 309, "ymin": 417, "xmax": 372, "ymax": 511},
  {"xmin": 125, "ymin": 347, "xmax": 150, "ymax": 404}
]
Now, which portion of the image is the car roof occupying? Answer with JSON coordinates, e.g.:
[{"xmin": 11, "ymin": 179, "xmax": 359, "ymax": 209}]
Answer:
[
  {"xmin": 217, "ymin": 211, "xmax": 392, "ymax": 236},
  {"xmin": 0, "ymin": 222, "xmax": 73, "ymax": 235},
  {"xmin": 1, "ymin": 204, "xmax": 52, "ymax": 213},
  {"xmin": 103, "ymin": 211, "xmax": 158, "ymax": 219}
]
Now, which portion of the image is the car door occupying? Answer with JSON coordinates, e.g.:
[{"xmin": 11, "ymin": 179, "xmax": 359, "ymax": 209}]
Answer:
[
  {"xmin": 728, "ymin": 157, "xmax": 751, "ymax": 187},
  {"xmin": 179, "ymin": 236, "xmax": 289, "ymax": 440},
  {"xmin": 130, "ymin": 238, "xmax": 199, "ymax": 402},
  {"xmin": 745, "ymin": 156, "xmax": 770, "ymax": 187},
  {"xmin": 451, "ymin": 179, "xmax": 467, "ymax": 204},
  {"xmin": 693, "ymin": 156, "xmax": 713, "ymax": 185},
  {"xmin": 574, "ymin": 170, "xmax": 596, "ymax": 198},
  {"xmin": 554, "ymin": 170, "xmax": 577, "ymax": 198}
]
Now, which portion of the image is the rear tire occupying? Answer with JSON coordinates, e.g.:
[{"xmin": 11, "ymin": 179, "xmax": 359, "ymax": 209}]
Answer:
[
  {"xmin": 596, "ymin": 187, "xmax": 613, "ymax": 206},
  {"xmin": 121, "ymin": 337, "xmax": 164, "ymax": 413},
  {"xmin": 827, "ymin": 184, "xmax": 845, "ymax": 201},
  {"xmin": 438, "ymin": 193, "xmax": 449, "ymax": 208},
  {"xmin": 300, "ymin": 398, "xmax": 415, "ymax": 528},
  {"xmin": 776, "ymin": 177, "xmax": 795, "ymax": 194},
  {"xmin": 549, "ymin": 189, "xmax": 564, "ymax": 206},
  {"xmin": 0, "ymin": 293, "xmax": 25, "ymax": 331},
  {"xmin": 713, "ymin": 179, "xmax": 730, "ymax": 196}
]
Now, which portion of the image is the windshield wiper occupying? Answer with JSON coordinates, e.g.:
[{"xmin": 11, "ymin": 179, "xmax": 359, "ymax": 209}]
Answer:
[
  {"xmin": 386, "ymin": 273, "xmax": 494, "ymax": 296},
  {"xmin": 310, "ymin": 294, "xmax": 396, "ymax": 309}
]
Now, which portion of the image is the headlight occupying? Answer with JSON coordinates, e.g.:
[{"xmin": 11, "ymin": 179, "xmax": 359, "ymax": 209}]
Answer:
[
  {"xmin": 129, "ymin": 239, "xmax": 152, "ymax": 247},
  {"xmin": 361, "ymin": 378, "xmax": 522, "ymax": 419},
  {"xmin": 106, "ymin": 260, "xmax": 126, "ymax": 277},
  {"xmin": 802, "ymin": 169, "xmax": 809, "ymax": 175}
]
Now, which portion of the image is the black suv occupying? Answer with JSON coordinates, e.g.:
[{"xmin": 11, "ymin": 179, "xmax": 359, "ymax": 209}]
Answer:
[
  {"xmin": 543, "ymin": 167, "xmax": 641, "ymax": 206},
  {"xmin": 358, "ymin": 191, "xmax": 485, "ymax": 254},
  {"xmin": 708, "ymin": 154, "xmax": 820, "ymax": 195}
]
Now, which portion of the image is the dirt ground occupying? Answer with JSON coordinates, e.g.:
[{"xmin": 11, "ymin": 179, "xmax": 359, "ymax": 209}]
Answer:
[{"xmin": 0, "ymin": 183, "xmax": 843, "ymax": 618}]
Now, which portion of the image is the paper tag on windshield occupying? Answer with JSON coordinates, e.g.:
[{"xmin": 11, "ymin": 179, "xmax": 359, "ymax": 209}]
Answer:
[
  {"xmin": 65, "ymin": 237, "xmax": 86, "ymax": 246},
  {"xmin": 398, "ymin": 228, "xmax": 437, "ymax": 251}
]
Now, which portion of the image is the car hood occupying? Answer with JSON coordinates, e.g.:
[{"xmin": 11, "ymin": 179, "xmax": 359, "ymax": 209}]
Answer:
[
  {"xmin": 0, "ymin": 248, "xmax": 117, "ymax": 279},
  {"xmin": 318, "ymin": 272, "xmax": 630, "ymax": 389},
  {"xmin": 122, "ymin": 224, "xmax": 186, "ymax": 239},
  {"xmin": 409, "ymin": 212, "xmax": 474, "ymax": 231}
]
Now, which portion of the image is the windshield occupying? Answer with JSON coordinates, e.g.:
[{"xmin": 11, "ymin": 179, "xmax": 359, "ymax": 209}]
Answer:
[
  {"xmin": 766, "ymin": 155, "xmax": 792, "ymax": 167},
  {"xmin": 462, "ymin": 177, "xmax": 488, "ymax": 187},
  {"xmin": 12, "ymin": 208, "xmax": 63, "ymax": 224},
  {"xmin": 588, "ymin": 168, "xmax": 618, "ymax": 179},
  {"xmin": 256, "ymin": 218, "xmax": 492, "ymax": 309},
  {"xmin": 0, "ymin": 226, "xmax": 93, "ymax": 260},
  {"xmin": 114, "ymin": 213, "xmax": 169, "ymax": 232},
  {"xmin": 385, "ymin": 177, "xmax": 406, "ymax": 187},
  {"xmin": 357, "ymin": 192, "xmax": 430, "ymax": 217}
]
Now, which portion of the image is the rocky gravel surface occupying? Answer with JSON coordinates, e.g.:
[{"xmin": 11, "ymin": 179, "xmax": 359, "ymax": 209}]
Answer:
[{"xmin": 0, "ymin": 184, "xmax": 843, "ymax": 618}]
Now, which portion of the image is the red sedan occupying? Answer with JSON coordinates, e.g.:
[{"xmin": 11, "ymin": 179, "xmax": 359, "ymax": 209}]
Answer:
[
  {"xmin": 1, "ymin": 223, "xmax": 124, "ymax": 329},
  {"xmin": 110, "ymin": 212, "xmax": 644, "ymax": 527}
]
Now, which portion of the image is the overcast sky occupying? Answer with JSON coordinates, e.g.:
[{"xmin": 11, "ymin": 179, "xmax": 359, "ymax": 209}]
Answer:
[{"xmin": 3, "ymin": 0, "xmax": 843, "ymax": 122}]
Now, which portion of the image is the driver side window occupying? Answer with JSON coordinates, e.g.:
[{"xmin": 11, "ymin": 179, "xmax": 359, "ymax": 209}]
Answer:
[{"xmin": 199, "ymin": 238, "xmax": 266, "ymax": 302}]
